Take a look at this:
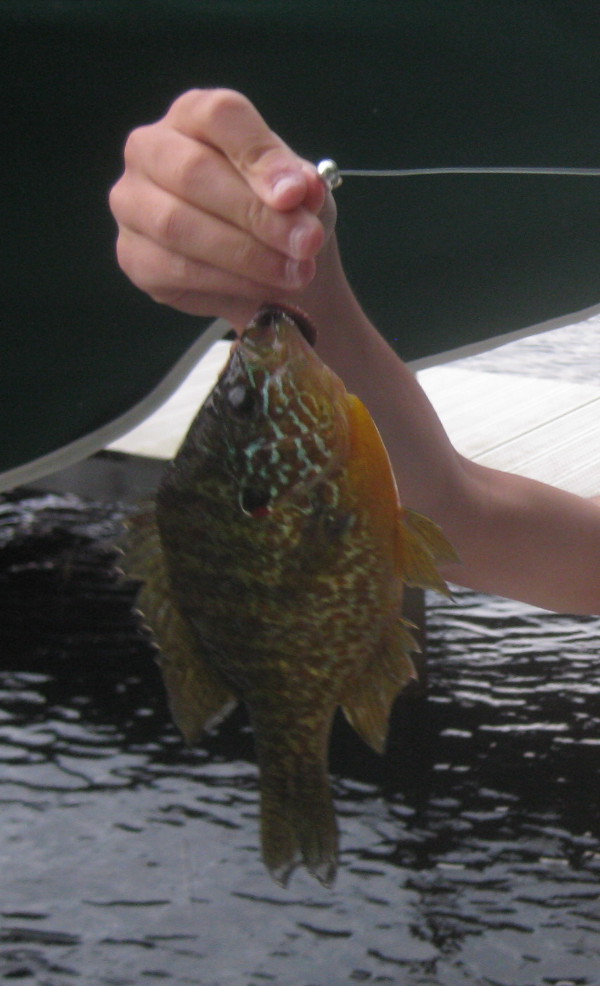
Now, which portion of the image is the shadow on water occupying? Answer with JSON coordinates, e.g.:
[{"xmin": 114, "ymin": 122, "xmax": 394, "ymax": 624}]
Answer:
[{"xmin": 1, "ymin": 491, "xmax": 600, "ymax": 986}]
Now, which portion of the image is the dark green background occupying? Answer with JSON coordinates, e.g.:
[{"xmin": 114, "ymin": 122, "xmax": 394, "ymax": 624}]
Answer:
[{"xmin": 3, "ymin": 1, "xmax": 600, "ymax": 473}]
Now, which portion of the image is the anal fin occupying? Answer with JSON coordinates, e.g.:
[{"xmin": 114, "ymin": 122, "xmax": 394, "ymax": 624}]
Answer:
[{"xmin": 341, "ymin": 619, "xmax": 419, "ymax": 754}]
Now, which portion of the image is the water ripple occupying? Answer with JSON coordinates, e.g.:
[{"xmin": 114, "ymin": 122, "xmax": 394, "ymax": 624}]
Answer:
[{"xmin": 2, "ymin": 495, "xmax": 600, "ymax": 983}]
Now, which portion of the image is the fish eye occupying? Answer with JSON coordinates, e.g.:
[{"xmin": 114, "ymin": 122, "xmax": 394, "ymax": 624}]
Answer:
[
  {"xmin": 240, "ymin": 486, "xmax": 271, "ymax": 517},
  {"xmin": 227, "ymin": 384, "xmax": 258, "ymax": 417},
  {"xmin": 253, "ymin": 307, "xmax": 279, "ymax": 332}
]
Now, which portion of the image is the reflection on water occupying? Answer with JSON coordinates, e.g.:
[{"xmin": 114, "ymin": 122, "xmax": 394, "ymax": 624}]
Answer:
[{"xmin": 1, "ymin": 493, "xmax": 600, "ymax": 986}]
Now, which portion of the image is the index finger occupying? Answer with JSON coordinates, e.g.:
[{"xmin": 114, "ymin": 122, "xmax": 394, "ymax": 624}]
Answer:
[{"xmin": 165, "ymin": 88, "xmax": 325, "ymax": 214}]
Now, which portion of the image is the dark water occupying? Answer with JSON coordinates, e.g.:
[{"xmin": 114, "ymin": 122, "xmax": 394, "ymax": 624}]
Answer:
[{"xmin": 1, "ymin": 494, "xmax": 600, "ymax": 985}]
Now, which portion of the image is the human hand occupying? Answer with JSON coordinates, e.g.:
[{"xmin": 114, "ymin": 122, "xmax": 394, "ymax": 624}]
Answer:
[{"xmin": 109, "ymin": 88, "xmax": 336, "ymax": 328}]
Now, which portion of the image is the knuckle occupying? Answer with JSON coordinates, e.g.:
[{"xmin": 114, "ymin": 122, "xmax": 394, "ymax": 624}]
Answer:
[
  {"xmin": 114, "ymin": 234, "xmax": 129, "ymax": 273},
  {"xmin": 242, "ymin": 198, "xmax": 308, "ymax": 257},
  {"xmin": 167, "ymin": 87, "xmax": 206, "ymax": 116},
  {"xmin": 230, "ymin": 235, "xmax": 261, "ymax": 277},
  {"xmin": 236, "ymin": 140, "xmax": 279, "ymax": 173},
  {"xmin": 163, "ymin": 250, "xmax": 195, "ymax": 290},
  {"xmin": 122, "ymin": 123, "xmax": 152, "ymax": 167},
  {"xmin": 108, "ymin": 177, "xmax": 137, "ymax": 226},
  {"xmin": 107, "ymin": 180, "xmax": 124, "ymax": 220},
  {"xmin": 243, "ymin": 194, "xmax": 268, "ymax": 234},
  {"xmin": 168, "ymin": 87, "xmax": 200, "ymax": 111},
  {"xmin": 231, "ymin": 236, "xmax": 284, "ymax": 287},
  {"xmin": 165, "ymin": 88, "xmax": 285, "ymax": 181},
  {"xmin": 117, "ymin": 239, "xmax": 185, "ymax": 304},
  {"xmin": 115, "ymin": 234, "xmax": 145, "ymax": 285},
  {"xmin": 169, "ymin": 87, "xmax": 248, "ymax": 128},
  {"xmin": 201, "ymin": 87, "xmax": 250, "ymax": 124},
  {"xmin": 147, "ymin": 285, "xmax": 174, "ymax": 305},
  {"xmin": 152, "ymin": 199, "xmax": 185, "ymax": 246},
  {"xmin": 170, "ymin": 147, "xmax": 205, "ymax": 198}
]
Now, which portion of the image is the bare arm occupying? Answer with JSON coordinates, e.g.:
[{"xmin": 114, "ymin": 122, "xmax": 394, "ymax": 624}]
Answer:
[
  {"xmin": 109, "ymin": 89, "xmax": 600, "ymax": 615},
  {"xmin": 296, "ymin": 234, "xmax": 600, "ymax": 615}
]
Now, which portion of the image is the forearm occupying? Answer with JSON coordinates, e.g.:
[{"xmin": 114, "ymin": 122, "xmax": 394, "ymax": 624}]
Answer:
[
  {"xmin": 440, "ymin": 460, "xmax": 600, "ymax": 615},
  {"xmin": 297, "ymin": 237, "xmax": 600, "ymax": 615}
]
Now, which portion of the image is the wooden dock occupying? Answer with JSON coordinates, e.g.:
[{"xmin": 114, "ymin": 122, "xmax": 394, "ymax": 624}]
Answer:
[
  {"xmin": 108, "ymin": 316, "xmax": 600, "ymax": 500},
  {"xmin": 416, "ymin": 364, "xmax": 600, "ymax": 498}
]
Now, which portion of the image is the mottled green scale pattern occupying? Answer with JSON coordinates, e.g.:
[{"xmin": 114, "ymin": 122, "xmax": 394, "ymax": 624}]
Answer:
[
  {"xmin": 156, "ymin": 437, "xmax": 400, "ymax": 886},
  {"xmin": 158, "ymin": 463, "xmax": 391, "ymax": 699},
  {"xmin": 131, "ymin": 308, "xmax": 453, "ymax": 887},
  {"xmin": 216, "ymin": 341, "xmax": 345, "ymax": 517}
]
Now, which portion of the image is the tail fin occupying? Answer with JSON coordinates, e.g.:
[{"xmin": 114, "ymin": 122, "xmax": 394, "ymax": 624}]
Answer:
[{"xmin": 259, "ymin": 759, "xmax": 338, "ymax": 888}]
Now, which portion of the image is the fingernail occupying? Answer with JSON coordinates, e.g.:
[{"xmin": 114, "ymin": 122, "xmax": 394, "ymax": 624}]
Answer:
[
  {"xmin": 272, "ymin": 173, "xmax": 304, "ymax": 202},
  {"xmin": 289, "ymin": 224, "xmax": 313, "ymax": 259},
  {"xmin": 285, "ymin": 258, "xmax": 310, "ymax": 286}
]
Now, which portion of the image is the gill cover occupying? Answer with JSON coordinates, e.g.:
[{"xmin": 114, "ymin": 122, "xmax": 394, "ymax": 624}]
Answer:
[{"xmin": 218, "ymin": 306, "xmax": 349, "ymax": 516}]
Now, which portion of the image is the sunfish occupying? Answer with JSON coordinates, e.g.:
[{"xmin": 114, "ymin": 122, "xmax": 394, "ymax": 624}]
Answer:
[{"xmin": 125, "ymin": 305, "xmax": 457, "ymax": 886}]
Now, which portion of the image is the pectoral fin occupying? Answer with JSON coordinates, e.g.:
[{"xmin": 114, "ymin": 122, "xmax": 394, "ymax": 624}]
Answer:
[
  {"xmin": 153, "ymin": 596, "xmax": 237, "ymax": 745},
  {"xmin": 341, "ymin": 620, "xmax": 419, "ymax": 754},
  {"xmin": 397, "ymin": 508, "xmax": 459, "ymax": 597},
  {"xmin": 122, "ymin": 504, "xmax": 237, "ymax": 745}
]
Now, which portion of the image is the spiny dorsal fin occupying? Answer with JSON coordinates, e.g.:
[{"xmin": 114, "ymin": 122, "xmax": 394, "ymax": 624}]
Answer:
[
  {"xmin": 122, "ymin": 505, "xmax": 237, "ymax": 745},
  {"xmin": 341, "ymin": 619, "xmax": 419, "ymax": 754},
  {"xmin": 397, "ymin": 507, "xmax": 459, "ymax": 597}
]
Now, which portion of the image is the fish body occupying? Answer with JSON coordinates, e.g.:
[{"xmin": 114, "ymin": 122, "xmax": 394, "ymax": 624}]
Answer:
[{"xmin": 126, "ymin": 305, "xmax": 457, "ymax": 886}]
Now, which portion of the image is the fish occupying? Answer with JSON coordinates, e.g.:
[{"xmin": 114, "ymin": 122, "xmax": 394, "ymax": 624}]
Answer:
[{"xmin": 124, "ymin": 304, "xmax": 457, "ymax": 887}]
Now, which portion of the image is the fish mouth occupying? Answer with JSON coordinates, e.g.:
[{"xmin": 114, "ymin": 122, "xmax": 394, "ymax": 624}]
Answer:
[{"xmin": 248, "ymin": 304, "xmax": 318, "ymax": 348}]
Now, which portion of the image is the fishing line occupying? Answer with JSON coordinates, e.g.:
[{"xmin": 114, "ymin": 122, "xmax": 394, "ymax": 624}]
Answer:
[{"xmin": 316, "ymin": 159, "xmax": 600, "ymax": 191}]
